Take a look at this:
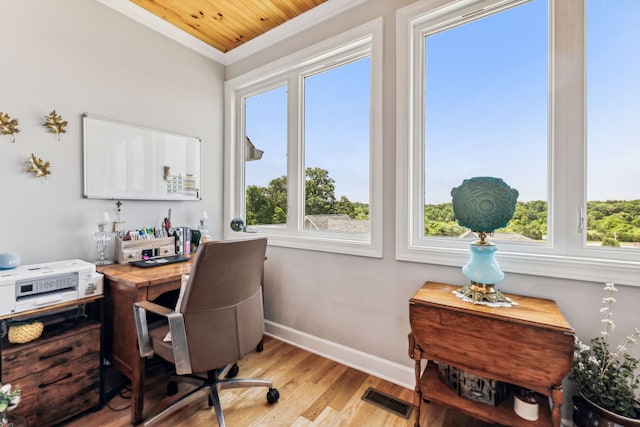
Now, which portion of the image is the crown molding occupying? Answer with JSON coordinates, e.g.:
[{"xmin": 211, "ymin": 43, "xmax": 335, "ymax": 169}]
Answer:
[
  {"xmin": 96, "ymin": 0, "xmax": 367, "ymax": 66},
  {"xmin": 95, "ymin": 0, "xmax": 226, "ymax": 63},
  {"xmin": 222, "ymin": 0, "xmax": 367, "ymax": 65}
]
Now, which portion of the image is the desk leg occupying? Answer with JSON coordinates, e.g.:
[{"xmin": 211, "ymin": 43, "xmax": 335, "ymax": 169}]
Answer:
[
  {"xmin": 131, "ymin": 357, "xmax": 145, "ymax": 424},
  {"xmin": 105, "ymin": 280, "xmax": 147, "ymax": 425},
  {"xmin": 550, "ymin": 385, "xmax": 563, "ymax": 427}
]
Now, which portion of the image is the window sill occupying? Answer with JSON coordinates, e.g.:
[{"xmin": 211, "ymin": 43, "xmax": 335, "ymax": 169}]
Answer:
[
  {"xmin": 396, "ymin": 245, "xmax": 640, "ymax": 287},
  {"xmin": 225, "ymin": 228, "xmax": 382, "ymax": 258}
]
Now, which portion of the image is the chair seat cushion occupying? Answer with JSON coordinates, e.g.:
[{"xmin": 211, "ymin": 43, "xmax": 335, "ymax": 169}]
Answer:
[{"xmin": 149, "ymin": 325, "xmax": 176, "ymax": 364}]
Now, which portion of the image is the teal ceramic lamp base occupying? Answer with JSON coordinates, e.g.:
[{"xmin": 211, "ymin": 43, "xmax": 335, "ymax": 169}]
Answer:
[{"xmin": 456, "ymin": 240, "xmax": 516, "ymax": 306}]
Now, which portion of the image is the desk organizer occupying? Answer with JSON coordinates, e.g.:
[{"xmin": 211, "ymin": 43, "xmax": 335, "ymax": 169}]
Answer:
[{"xmin": 115, "ymin": 237, "xmax": 176, "ymax": 264}]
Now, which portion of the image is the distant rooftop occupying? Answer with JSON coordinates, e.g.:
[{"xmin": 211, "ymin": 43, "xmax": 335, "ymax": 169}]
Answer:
[{"xmin": 304, "ymin": 214, "xmax": 369, "ymax": 233}]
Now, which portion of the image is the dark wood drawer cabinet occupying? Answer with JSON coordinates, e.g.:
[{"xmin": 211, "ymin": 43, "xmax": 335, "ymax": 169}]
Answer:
[{"xmin": 1, "ymin": 319, "xmax": 101, "ymax": 427}]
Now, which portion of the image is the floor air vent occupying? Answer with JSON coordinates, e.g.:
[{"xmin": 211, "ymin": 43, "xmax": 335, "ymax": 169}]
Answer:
[{"xmin": 361, "ymin": 387, "xmax": 413, "ymax": 419}]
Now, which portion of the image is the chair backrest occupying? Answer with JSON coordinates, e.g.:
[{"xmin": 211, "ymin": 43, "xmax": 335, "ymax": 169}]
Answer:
[{"xmin": 179, "ymin": 237, "xmax": 267, "ymax": 373}]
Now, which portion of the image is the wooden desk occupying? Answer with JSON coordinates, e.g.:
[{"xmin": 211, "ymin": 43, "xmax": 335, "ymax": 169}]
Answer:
[
  {"xmin": 409, "ymin": 282, "xmax": 574, "ymax": 427},
  {"xmin": 98, "ymin": 257, "xmax": 194, "ymax": 424}
]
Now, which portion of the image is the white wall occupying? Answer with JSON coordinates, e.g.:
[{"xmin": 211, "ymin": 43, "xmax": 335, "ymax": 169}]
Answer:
[{"xmin": 0, "ymin": 0, "xmax": 224, "ymax": 265}]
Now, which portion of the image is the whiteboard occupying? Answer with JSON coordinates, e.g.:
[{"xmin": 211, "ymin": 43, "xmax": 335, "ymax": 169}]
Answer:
[{"xmin": 83, "ymin": 114, "xmax": 201, "ymax": 200}]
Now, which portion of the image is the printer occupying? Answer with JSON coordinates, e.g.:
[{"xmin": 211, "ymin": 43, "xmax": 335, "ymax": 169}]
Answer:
[{"xmin": 0, "ymin": 259, "xmax": 103, "ymax": 317}]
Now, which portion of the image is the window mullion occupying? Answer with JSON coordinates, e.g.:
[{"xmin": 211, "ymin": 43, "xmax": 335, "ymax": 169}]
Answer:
[
  {"xmin": 287, "ymin": 73, "xmax": 302, "ymax": 233},
  {"xmin": 413, "ymin": 28, "xmax": 427, "ymax": 247},
  {"xmin": 561, "ymin": 0, "xmax": 587, "ymax": 257}
]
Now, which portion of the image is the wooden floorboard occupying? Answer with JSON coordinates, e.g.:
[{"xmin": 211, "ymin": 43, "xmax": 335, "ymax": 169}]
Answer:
[{"xmin": 61, "ymin": 336, "xmax": 491, "ymax": 426}]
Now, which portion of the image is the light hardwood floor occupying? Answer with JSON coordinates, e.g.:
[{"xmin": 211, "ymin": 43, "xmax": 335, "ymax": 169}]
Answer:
[{"xmin": 62, "ymin": 336, "xmax": 489, "ymax": 426}]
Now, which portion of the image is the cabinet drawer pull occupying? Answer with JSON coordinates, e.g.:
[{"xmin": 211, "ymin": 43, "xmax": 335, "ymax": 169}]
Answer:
[
  {"xmin": 39, "ymin": 346, "xmax": 74, "ymax": 360},
  {"xmin": 39, "ymin": 372, "xmax": 72, "ymax": 388}
]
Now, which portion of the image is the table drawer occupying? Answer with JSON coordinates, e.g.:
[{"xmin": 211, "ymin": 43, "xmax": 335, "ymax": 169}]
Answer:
[{"xmin": 2, "ymin": 322, "xmax": 100, "ymax": 381}]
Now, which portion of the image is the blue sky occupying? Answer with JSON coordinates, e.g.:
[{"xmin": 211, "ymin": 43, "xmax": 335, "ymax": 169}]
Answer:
[
  {"xmin": 587, "ymin": 0, "xmax": 640, "ymax": 203},
  {"xmin": 424, "ymin": 0, "xmax": 548, "ymax": 204},
  {"xmin": 245, "ymin": 0, "xmax": 639, "ymax": 206},
  {"xmin": 245, "ymin": 85, "xmax": 288, "ymax": 193},
  {"xmin": 245, "ymin": 58, "xmax": 370, "ymax": 203}
]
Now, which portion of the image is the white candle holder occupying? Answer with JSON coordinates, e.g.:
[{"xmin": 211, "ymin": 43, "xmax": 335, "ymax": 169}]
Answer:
[{"xmin": 94, "ymin": 221, "xmax": 114, "ymax": 265}]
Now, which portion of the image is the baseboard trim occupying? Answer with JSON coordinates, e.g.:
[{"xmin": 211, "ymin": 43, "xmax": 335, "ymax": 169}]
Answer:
[
  {"xmin": 265, "ymin": 321, "xmax": 576, "ymax": 425},
  {"xmin": 264, "ymin": 320, "xmax": 414, "ymax": 390}
]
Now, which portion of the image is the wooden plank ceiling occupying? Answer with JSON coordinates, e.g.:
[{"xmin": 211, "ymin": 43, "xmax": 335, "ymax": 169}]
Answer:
[{"xmin": 131, "ymin": 0, "xmax": 328, "ymax": 53}]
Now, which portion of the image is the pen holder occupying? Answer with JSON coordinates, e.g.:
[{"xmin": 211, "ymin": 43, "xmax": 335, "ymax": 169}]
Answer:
[{"xmin": 115, "ymin": 237, "xmax": 176, "ymax": 264}]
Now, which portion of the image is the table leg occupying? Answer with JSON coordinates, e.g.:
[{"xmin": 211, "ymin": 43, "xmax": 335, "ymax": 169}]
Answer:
[
  {"xmin": 413, "ymin": 356, "xmax": 422, "ymax": 427},
  {"xmin": 550, "ymin": 385, "xmax": 563, "ymax": 427},
  {"xmin": 409, "ymin": 333, "xmax": 423, "ymax": 427}
]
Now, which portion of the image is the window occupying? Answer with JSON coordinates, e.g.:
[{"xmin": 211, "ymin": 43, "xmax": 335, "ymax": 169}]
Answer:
[
  {"xmin": 225, "ymin": 19, "xmax": 382, "ymax": 257},
  {"xmin": 303, "ymin": 57, "xmax": 371, "ymax": 233},
  {"xmin": 586, "ymin": 0, "xmax": 640, "ymax": 253},
  {"xmin": 244, "ymin": 85, "xmax": 288, "ymax": 227},
  {"xmin": 422, "ymin": 0, "xmax": 548, "ymax": 243},
  {"xmin": 397, "ymin": 0, "xmax": 640, "ymax": 285}
]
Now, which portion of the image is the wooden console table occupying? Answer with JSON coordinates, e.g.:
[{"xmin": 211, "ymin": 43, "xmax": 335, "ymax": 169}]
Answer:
[{"xmin": 409, "ymin": 282, "xmax": 574, "ymax": 427}]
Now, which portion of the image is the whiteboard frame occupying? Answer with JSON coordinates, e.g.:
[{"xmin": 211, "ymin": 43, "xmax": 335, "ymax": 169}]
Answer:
[{"xmin": 83, "ymin": 113, "xmax": 202, "ymax": 201}]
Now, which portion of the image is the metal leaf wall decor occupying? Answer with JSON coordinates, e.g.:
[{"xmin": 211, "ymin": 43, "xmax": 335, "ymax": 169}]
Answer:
[
  {"xmin": 43, "ymin": 110, "xmax": 67, "ymax": 141},
  {"xmin": 0, "ymin": 112, "xmax": 20, "ymax": 143},
  {"xmin": 25, "ymin": 153, "xmax": 51, "ymax": 180}
]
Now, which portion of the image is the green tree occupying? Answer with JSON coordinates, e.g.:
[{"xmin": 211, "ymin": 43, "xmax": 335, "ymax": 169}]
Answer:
[
  {"xmin": 503, "ymin": 200, "xmax": 547, "ymax": 240},
  {"xmin": 352, "ymin": 202, "xmax": 370, "ymax": 220},
  {"xmin": 245, "ymin": 176, "xmax": 288, "ymax": 225},
  {"xmin": 266, "ymin": 176, "xmax": 287, "ymax": 224},
  {"xmin": 422, "ymin": 199, "xmax": 640, "ymax": 245},
  {"xmin": 245, "ymin": 185, "xmax": 269, "ymax": 225},
  {"xmin": 601, "ymin": 236, "xmax": 621, "ymax": 247},
  {"xmin": 305, "ymin": 167, "xmax": 336, "ymax": 215},
  {"xmin": 334, "ymin": 195, "xmax": 355, "ymax": 217},
  {"xmin": 424, "ymin": 203, "xmax": 465, "ymax": 236},
  {"xmin": 245, "ymin": 167, "xmax": 369, "ymax": 225}
]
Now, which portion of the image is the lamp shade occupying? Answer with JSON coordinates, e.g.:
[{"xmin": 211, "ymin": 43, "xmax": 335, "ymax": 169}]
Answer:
[{"xmin": 451, "ymin": 177, "xmax": 519, "ymax": 233}]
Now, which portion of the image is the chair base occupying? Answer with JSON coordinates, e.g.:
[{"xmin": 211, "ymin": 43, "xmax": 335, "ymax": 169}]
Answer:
[{"xmin": 143, "ymin": 364, "xmax": 279, "ymax": 427}]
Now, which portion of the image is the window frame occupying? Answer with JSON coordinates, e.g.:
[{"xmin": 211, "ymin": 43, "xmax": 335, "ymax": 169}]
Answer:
[
  {"xmin": 396, "ymin": 0, "xmax": 640, "ymax": 286},
  {"xmin": 224, "ymin": 19, "xmax": 383, "ymax": 258}
]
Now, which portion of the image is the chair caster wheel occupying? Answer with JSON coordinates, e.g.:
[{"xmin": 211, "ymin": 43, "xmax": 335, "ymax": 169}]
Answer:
[
  {"xmin": 166, "ymin": 380, "xmax": 178, "ymax": 396},
  {"xmin": 266, "ymin": 388, "xmax": 280, "ymax": 404},
  {"xmin": 226, "ymin": 363, "xmax": 239, "ymax": 378}
]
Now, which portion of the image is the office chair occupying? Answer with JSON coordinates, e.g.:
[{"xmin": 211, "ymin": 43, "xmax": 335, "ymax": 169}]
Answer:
[{"xmin": 133, "ymin": 237, "xmax": 279, "ymax": 426}]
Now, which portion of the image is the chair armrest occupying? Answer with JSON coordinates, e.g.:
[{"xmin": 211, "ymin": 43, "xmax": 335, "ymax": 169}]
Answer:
[
  {"xmin": 135, "ymin": 300, "xmax": 172, "ymax": 316},
  {"xmin": 133, "ymin": 301, "xmax": 193, "ymax": 374}
]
